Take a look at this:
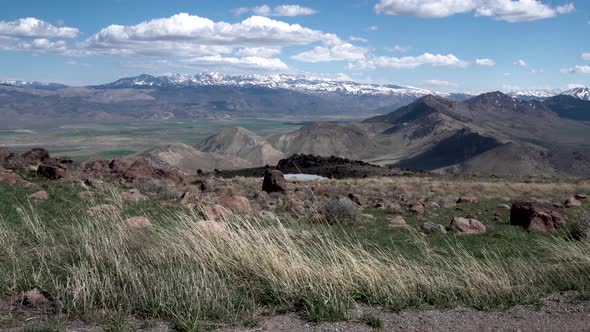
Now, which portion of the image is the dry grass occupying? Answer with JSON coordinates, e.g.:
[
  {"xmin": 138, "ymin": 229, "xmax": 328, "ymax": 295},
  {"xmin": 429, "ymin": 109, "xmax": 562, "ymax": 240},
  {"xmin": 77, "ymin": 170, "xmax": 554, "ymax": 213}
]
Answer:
[{"xmin": 1, "ymin": 197, "xmax": 590, "ymax": 330}]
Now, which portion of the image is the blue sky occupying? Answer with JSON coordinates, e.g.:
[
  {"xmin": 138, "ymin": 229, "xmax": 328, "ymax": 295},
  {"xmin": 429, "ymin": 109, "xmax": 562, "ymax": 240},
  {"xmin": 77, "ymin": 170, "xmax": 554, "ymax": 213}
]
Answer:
[{"xmin": 0, "ymin": 0, "xmax": 588, "ymax": 92}]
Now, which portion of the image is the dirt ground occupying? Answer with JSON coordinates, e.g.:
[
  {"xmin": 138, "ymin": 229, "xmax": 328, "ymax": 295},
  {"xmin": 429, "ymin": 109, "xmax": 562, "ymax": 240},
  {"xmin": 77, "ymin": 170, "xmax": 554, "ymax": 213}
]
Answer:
[{"xmin": 2, "ymin": 292, "xmax": 589, "ymax": 331}]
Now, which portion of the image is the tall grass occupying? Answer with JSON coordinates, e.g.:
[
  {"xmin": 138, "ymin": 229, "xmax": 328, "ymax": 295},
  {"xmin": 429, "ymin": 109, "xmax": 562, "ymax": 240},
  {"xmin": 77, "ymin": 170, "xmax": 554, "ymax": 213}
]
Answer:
[{"xmin": 1, "ymin": 203, "xmax": 590, "ymax": 330}]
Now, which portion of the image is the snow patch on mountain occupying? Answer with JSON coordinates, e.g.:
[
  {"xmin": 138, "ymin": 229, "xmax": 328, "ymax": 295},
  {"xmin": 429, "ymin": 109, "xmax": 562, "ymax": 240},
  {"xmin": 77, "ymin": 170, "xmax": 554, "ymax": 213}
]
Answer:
[
  {"xmin": 561, "ymin": 87, "xmax": 590, "ymax": 101},
  {"xmin": 103, "ymin": 72, "xmax": 449, "ymax": 98}
]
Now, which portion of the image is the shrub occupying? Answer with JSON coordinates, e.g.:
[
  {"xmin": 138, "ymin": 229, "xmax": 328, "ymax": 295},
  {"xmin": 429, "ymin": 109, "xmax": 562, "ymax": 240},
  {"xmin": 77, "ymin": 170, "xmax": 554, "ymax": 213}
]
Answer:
[
  {"xmin": 362, "ymin": 313, "xmax": 383, "ymax": 329},
  {"xmin": 568, "ymin": 211, "xmax": 590, "ymax": 241},
  {"xmin": 322, "ymin": 197, "xmax": 362, "ymax": 224}
]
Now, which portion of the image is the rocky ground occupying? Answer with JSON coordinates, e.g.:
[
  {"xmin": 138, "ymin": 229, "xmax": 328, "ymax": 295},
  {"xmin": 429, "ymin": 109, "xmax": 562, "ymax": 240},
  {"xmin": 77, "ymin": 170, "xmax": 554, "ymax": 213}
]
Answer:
[{"xmin": 1, "ymin": 147, "xmax": 590, "ymax": 331}]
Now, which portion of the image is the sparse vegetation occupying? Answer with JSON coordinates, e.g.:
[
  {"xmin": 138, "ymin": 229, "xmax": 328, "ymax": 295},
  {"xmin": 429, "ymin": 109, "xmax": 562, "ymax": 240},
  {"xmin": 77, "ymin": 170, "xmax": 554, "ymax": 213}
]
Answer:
[
  {"xmin": 362, "ymin": 313, "xmax": 383, "ymax": 329},
  {"xmin": 0, "ymin": 172, "xmax": 589, "ymax": 330},
  {"xmin": 322, "ymin": 196, "xmax": 363, "ymax": 224}
]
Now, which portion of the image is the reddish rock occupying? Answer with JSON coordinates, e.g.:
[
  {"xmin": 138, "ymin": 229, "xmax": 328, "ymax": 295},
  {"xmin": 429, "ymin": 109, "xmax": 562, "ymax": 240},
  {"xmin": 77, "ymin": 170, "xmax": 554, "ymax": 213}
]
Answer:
[
  {"xmin": 510, "ymin": 201, "xmax": 566, "ymax": 232},
  {"xmin": 22, "ymin": 288, "xmax": 50, "ymax": 307},
  {"xmin": 347, "ymin": 193, "xmax": 365, "ymax": 207},
  {"xmin": 219, "ymin": 196, "xmax": 252, "ymax": 213},
  {"xmin": 83, "ymin": 160, "xmax": 110, "ymax": 178},
  {"xmin": 262, "ymin": 170, "xmax": 287, "ymax": 193},
  {"xmin": 121, "ymin": 189, "xmax": 147, "ymax": 202},
  {"xmin": 0, "ymin": 168, "xmax": 36, "ymax": 188},
  {"xmin": 388, "ymin": 215, "xmax": 407, "ymax": 228},
  {"xmin": 202, "ymin": 204, "xmax": 230, "ymax": 220},
  {"xmin": 37, "ymin": 164, "xmax": 65, "ymax": 180},
  {"xmin": 0, "ymin": 148, "xmax": 14, "ymax": 160},
  {"xmin": 565, "ymin": 197, "xmax": 582, "ymax": 208},
  {"xmin": 21, "ymin": 148, "xmax": 49, "ymax": 164},
  {"xmin": 450, "ymin": 217, "xmax": 486, "ymax": 234},
  {"xmin": 123, "ymin": 160, "xmax": 155, "ymax": 181},
  {"xmin": 409, "ymin": 202, "xmax": 425, "ymax": 215},
  {"xmin": 109, "ymin": 159, "xmax": 130, "ymax": 174},
  {"xmin": 28, "ymin": 190, "xmax": 49, "ymax": 202}
]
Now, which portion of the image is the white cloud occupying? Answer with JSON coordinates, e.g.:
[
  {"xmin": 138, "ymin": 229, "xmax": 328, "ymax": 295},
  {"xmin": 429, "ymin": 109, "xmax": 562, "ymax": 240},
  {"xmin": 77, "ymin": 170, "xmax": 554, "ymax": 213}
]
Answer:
[
  {"xmin": 292, "ymin": 42, "xmax": 367, "ymax": 62},
  {"xmin": 561, "ymin": 66, "xmax": 590, "ymax": 74},
  {"xmin": 235, "ymin": 47, "xmax": 281, "ymax": 57},
  {"xmin": 529, "ymin": 68, "xmax": 543, "ymax": 74},
  {"xmin": 375, "ymin": 0, "xmax": 477, "ymax": 18},
  {"xmin": 81, "ymin": 13, "xmax": 329, "ymax": 57},
  {"xmin": 375, "ymin": 0, "xmax": 574, "ymax": 22},
  {"xmin": 367, "ymin": 25, "xmax": 379, "ymax": 31},
  {"xmin": 582, "ymin": 53, "xmax": 590, "ymax": 60},
  {"xmin": 183, "ymin": 55, "xmax": 289, "ymax": 71},
  {"xmin": 0, "ymin": 17, "xmax": 79, "ymax": 38},
  {"xmin": 349, "ymin": 53, "xmax": 468, "ymax": 70},
  {"xmin": 514, "ymin": 59, "xmax": 528, "ymax": 67},
  {"xmin": 233, "ymin": 4, "xmax": 317, "ymax": 17},
  {"xmin": 349, "ymin": 36, "xmax": 368, "ymax": 42},
  {"xmin": 423, "ymin": 79, "xmax": 457, "ymax": 87},
  {"xmin": 475, "ymin": 58, "xmax": 496, "ymax": 66},
  {"xmin": 387, "ymin": 44, "xmax": 412, "ymax": 52},
  {"xmin": 504, "ymin": 72, "xmax": 511, "ymax": 76}
]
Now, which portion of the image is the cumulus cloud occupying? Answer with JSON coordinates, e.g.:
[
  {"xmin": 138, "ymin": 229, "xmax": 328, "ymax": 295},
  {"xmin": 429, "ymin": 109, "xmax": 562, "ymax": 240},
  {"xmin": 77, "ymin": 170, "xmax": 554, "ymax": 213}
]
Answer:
[
  {"xmin": 233, "ymin": 4, "xmax": 317, "ymax": 17},
  {"xmin": 582, "ymin": 53, "xmax": 590, "ymax": 60},
  {"xmin": 423, "ymin": 79, "xmax": 457, "ymax": 87},
  {"xmin": 235, "ymin": 47, "xmax": 281, "ymax": 57},
  {"xmin": 183, "ymin": 55, "xmax": 289, "ymax": 71},
  {"xmin": 514, "ymin": 59, "xmax": 528, "ymax": 67},
  {"xmin": 475, "ymin": 58, "xmax": 496, "ymax": 66},
  {"xmin": 561, "ymin": 66, "xmax": 590, "ymax": 74},
  {"xmin": 387, "ymin": 44, "xmax": 412, "ymax": 52},
  {"xmin": 348, "ymin": 53, "xmax": 468, "ymax": 70},
  {"xmin": 367, "ymin": 25, "xmax": 379, "ymax": 31},
  {"xmin": 375, "ymin": 0, "xmax": 574, "ymax": 22},
  {"xmin": 292, "ymin": 42, "xmax": 367, "ymax": 62},
  {"xmin": 0, "ymin": 17, "xmax": 79, "ymax": 38},
  {"xmin": 81, "ymin": 14, "xmax": 328, "ymax": 58}
]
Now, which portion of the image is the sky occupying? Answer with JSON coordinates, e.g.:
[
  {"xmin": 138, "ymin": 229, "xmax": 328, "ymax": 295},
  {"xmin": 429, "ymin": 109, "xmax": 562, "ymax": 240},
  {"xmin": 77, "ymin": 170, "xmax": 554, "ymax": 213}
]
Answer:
[{"xmin": 0, "ymin": 0, "xmax": 588, "ymax": 93}]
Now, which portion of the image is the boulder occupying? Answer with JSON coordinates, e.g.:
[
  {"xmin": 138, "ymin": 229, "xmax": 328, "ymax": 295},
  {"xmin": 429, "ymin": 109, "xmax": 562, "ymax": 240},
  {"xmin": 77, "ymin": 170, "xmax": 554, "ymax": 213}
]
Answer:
[
  {"xmin": 347, "ymin": 193, "xmax": 365, "ymax": 207},
  {"xmin": 262, "ymin": 170, "xmax": 287, "ymax": 193},
  {"xmin": 37, "ymin": 164, "xmax": 65, "ymax": 180},
  {"xmin": 109, "ymin": 159, "xmax": 130, "ymax": 174},
  {"xmin": 121, "ymin": 189, "xmax": 147, "ymax": 203},
  {"xmin": 510, "ymin": 201, "xmax": 566, "ymax": 232},
  {"xmin": 219, "ymin": 196, "xmax": 252, "ymax": 213},
  {"xmin": 21, "ymin": 148, "xmax": 49, "ymax": 164},
  {"xmin": 22, "ymin": 288, "xmax": 50, "ymax": 307},
  {"xmin": 202, "ymin": 204, "xmax": 230, "ymax": 220},
  {"xmin": 123, "ymin": 216, "xmax": 152, "ymax": 228},
  {"xmin": 258, "ymin": 210, "xmax": 278, "ymax": 220},
  {"xmin": 0, "ymin": 148, "xmax": 14, "ymax": 161},
  {"xmin": 565, "ymin": 197, "xmax": 582, "ymax": 208},
  {"xmin": 28, "ymin": 190, "xmax": 49, "ymax": 202},
  {"xmin": 457, "ymin": 195, "xmax": 478, "ymax": 204},
  {"xmin": 0, "ymin": 168, "xmax": 37, "ymax": 188},
  {"xmin": 87, "ymin": 204, "xmax": 122, "ymax": 217},
  {"xmin": 409, "ymin": 202, "xmax": 425, "ymax": 215},
  {"xmin": 388, "ymin": 215, "xmax": 407, "ymax": 228},
  {"xmin": 575, "ymin": 194, "xmax": 588, "ymax": 200},
  {"xmin": 374, "ymin": 201, "xmax": 401, "ymax": 212},
  {"xmin": 123, "ymin": 160, "xmax": 155, "ymax": 181},
  {"xmin": 450, "ymin": 217, "xmax": 486, "ymax": 234},
  {"xmin": 83, "ymin": 159, "xmax": 111, "ymax": 178},
  {"xmin": 421, "ymin": 222, "xmax": 447, "ymax": 235}
]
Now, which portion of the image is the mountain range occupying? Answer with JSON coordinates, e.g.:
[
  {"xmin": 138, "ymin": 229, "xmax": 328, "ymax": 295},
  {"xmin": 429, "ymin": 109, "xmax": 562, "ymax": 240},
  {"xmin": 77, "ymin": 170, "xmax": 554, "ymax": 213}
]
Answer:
[
  {"xmin": 187, "ymin": 91, "xmax": 590, "ymax": 178},
  {"xmin": 0, "ymin": 73, "xmax": 588, "ymax": 129}
]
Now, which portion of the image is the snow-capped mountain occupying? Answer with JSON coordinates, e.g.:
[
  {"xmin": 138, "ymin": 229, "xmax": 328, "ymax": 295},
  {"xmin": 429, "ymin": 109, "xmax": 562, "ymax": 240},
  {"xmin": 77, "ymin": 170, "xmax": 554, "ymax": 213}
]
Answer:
[
  {"xmin": 0, "ymin": 80, "xmax": 68, "ymax": 90},
  {"xmin": 507, "ymin": 89, "xmax": 562, "ymax": 100},
  {"xmin": 560, "ymin": 87, "xmax": 590, "ymax": 101},
  {"xmin": 101, "ymin": 72, "xmax": 448, "ymax": 98}
]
